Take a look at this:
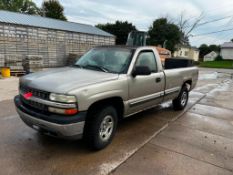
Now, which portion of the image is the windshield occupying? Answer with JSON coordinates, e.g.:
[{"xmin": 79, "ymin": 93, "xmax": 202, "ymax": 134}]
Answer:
[{"xmin": 75, "ymin": 48, "xmax": 133, "ymax": 74}]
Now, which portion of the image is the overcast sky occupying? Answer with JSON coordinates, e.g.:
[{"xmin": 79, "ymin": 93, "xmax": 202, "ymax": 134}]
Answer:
[{"xmin": 34, "ymin": 0, "xmax": 233, "ymax": 47}]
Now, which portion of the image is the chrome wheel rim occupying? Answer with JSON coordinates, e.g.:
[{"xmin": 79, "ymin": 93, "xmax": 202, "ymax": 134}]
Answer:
[
  {"xmin": 181, "ymin": 92, "xmax": 188, "ymax": 106},
  {"xmin": 99, "ymin": 115, "xmax": 114, "ymax": 141}
]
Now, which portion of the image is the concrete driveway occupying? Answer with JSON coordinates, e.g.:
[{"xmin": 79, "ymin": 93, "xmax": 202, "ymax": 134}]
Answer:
[{"xmin": 0, "ymin": 68, "xmax": 233, "ymax": 175}]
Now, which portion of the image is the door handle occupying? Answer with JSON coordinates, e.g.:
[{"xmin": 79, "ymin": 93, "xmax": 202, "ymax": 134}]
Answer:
[{"xmin": 155, "ymin": 77, "xmax": 161, "ymax": 83}]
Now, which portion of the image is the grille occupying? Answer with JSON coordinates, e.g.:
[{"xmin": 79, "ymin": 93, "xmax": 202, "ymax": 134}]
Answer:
[
  {"xmin": 21, "ymin": 96, "xmax": 48, "ymax": 112},
  {"xmin": 20, "ymin": 84, "xmax": 50, "ymax": 100},
  {"xmin": 20, "ymin": 84, "xmax": 50, "ymax": 112}
]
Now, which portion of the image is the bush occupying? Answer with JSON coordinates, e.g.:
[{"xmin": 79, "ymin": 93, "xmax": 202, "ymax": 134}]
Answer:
[
  {"xmin": 194, "ymin": 61, "xmax": 200, "ymax": 65},
  {"xmin": 215, "ymin": 55, "xmax": 223, "ymax": 61}
]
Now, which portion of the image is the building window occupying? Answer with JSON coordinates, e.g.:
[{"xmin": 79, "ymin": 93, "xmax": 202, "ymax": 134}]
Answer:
[{"xmin": 185, "ymin": 51, "xmax": 188, "ymax": 56}]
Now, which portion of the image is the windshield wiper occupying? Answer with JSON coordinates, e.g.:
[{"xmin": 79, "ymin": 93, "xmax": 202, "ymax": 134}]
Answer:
[{"xmin": 82, "ymin": 64, "xmax": 110, "ymax": 73}]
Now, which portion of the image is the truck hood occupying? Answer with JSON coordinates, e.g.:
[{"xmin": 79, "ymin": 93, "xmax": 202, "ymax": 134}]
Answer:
[{"xmin": 20, "ymin": 67, "xmax": 119, "ymax": 94}]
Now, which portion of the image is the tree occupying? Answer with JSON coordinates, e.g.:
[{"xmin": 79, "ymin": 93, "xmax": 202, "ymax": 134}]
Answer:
[
  {"xmin": 198, "ymin": 44, "xmax": 210, "ymax": 61},
  {"xmin": 176, "ymin": 12, "xmax": 204, "ymax": 45},
  {"xmin": 198, "ymin": 44, "xmax": 220, "ymax": 62},
  {"xmin": 209, "ymin": 44, "xmax": 220, "ymax": 53},
  {"xmin": 41, "ymin": 0, "xmax": 67, "ymax": 21},
  {"xmin": 215, "ymin": 55, "xmax": 223, "ymax": 61},
  {"xmin": 147, "ymin": 18, "xmax": 181, "ymax": 52},
  {"xmin": 0, "ymin": 0, "xmax": 40, "ymax": 14},
  {"xmin": 96, "ymin": 21, "xmax": 137, "ymax": 45}
]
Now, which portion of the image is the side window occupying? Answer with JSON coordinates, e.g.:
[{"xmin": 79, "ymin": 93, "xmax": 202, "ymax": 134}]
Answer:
[{"xmin": 135, "ymin": 51, "xmax": 157, "ymax": 73}]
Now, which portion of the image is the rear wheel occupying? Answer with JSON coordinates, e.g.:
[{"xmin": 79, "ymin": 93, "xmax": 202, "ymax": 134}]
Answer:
[
  {"xmin": 84, "ymin": 106, "xmax": 118, "ymax": 150},
  {"xmin": 172, "ymin": 86, "xmax": 189, "ymax": 110}
]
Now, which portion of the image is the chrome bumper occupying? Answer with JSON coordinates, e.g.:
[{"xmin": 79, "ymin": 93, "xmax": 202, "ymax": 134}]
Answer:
[{"xmin": 16, "ymin": 108, "xmax": 85, "ymax": 140}]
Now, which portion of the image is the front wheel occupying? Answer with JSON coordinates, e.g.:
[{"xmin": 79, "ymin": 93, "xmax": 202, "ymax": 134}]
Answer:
[
  {"xmin": 172, "ymin": 86, "xmax": 189, "ymax": 110},
  {"xmin": 84, "ymin": 106, "xmax": 118, "ymax": 150}
]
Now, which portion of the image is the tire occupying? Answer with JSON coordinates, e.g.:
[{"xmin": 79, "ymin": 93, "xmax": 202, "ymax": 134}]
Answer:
[
  {"xmin": 84, "ymin": 106, "xmax": 118, "ymax": 150},
  {"xmin": 172, "ymin": 86, "xmax": 189, "ymax": 111}
]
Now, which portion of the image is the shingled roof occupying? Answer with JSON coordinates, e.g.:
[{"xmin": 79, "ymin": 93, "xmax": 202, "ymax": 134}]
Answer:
[
  {"xmin": 0, "ymin": 10, "xmax": 114, "ymax": 37},
  {"xmin": 221, "ymin": 42, "xmax": 233, "ymax": 48}
]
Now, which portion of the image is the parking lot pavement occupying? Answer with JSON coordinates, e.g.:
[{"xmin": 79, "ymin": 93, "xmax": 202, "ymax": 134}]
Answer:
[
  {"xmin": 1, "ymin": 89, "xmax": 207, "ymax": 175},
  {"xmin": 0, "ymin": 99, "xmax": 192, "ymax": 175},
  {"xmin": 0, "ymin": 68, "xmax": 232, "ymax": 175},
  {"xmin": 0, "ymin": 99, "xmax": 17, "ymax": 118},
  {"xmin": 0, "ymin": 88, "xmax": 206, "ymax": 175},
  {"xmin": 112, "ymin": 79, "xmax": 233, "ymax": 175},
  {"xmin": 198, "ymin": 80, "xmax": 233, "ymax": 110},
  {"xmin": 195, "ymin": 67, "xmax": 233, "ymax": 88},
  {"xmin": 111, "ymin": 144, "xmax": 232, "ymax": 175},
  {"xmin": 0, "ymin": 77, "xmax": 19, "ymax": 102}
]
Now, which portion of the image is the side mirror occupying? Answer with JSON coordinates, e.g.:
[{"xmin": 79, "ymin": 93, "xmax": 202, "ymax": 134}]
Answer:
[{"xmin": 132, "ymin": 66, "xmax": 151, "ymax": 77}]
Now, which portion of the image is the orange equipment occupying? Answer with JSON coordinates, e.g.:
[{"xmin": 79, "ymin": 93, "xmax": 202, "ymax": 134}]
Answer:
[{"xmin": 155, "ymin": 47, "xmax": 171, "ymax": 63}]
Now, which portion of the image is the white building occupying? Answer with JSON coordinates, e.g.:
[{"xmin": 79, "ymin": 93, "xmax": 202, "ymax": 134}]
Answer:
[
  {"xmin": 221, "ymin": 42, "xmax": 233, "ymax": 60},
  {"xmin": 203, "ymin": 51, "xmax": 218, "ymax": 62},
  {"xmin": 173, "ymin": 45, "xmax": 199, "ymax": 61}
]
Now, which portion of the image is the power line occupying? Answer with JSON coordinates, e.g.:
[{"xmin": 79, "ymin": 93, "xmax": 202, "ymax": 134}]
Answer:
[
  {"xmin": 192, "ymin": 28, "xmax": 233, "ymax": 37},
  {"xmin": 184, "ymin": 14, "xmax": 233, "ymax": 38},
  {"xmin": 185, "ymin": 2, "xmax": 233, "ymax": 23},
  {"xmin": 209, "ymin": 18, "xmax": 233, "ymax": 43},
  {"xmin": 190, "ymin": 15, "xmax": 233, "ymax": 43},
  {"xmin": 190, "ymin": 29, "xmax": 233, "ymax": 45},
  {"xmin": 185, "ymin": 15, "xmax": 233, "ymax": 30},
  {"xmin": 197, "ymin": 15, "xmax": 233, "ymax": 27}
]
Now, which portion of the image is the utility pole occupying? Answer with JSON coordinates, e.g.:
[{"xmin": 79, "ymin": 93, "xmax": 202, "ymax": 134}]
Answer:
[
  {"xmin": 163, "ymin": 40, "xmax": 167, "ymax": 49},
  {"xmin": 42, "ymin": 0, "xmax": 46, "ymax": 17}
]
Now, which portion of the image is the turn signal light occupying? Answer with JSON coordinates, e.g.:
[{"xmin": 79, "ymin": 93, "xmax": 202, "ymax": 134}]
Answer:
[
  {"xmin": 65, "ymin": 109, "xmax": 78, "ymax": 115},
  {"xmin": 48, "ymin": 107, "xmax": 78, "ymax": 115}
]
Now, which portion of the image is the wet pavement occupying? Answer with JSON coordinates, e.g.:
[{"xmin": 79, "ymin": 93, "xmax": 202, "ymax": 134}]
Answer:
[
  {"xmin": 1, "ymin": 68, "xmax": 233, "ymax": 175},
  {"xmin": 111, "ymin": 144, "xmax": 233, "ymax": 175},
  {"xmin": 0, "ymin": 77, "xmax": 19, "ymax": 102},
  {"xmin": 112, "ymin": 69, "xmax": 233, "ymax": 175}
]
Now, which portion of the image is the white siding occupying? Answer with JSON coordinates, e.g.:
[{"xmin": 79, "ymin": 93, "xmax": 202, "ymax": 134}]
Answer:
[
  {"xmin": 221, "ymin": 49, "xmax": 233, "ymax": 60},
  {"xmin": 189, "ymin": 50, "xmax": 199, "ymax": 61},
  {"xmin": 174, "ymin": 47, "xmax": 199, "ymax": 61},
  {"xmin": 174, "ymin": 48, "xmax": 189, "ymax": 57},
  {"xmin": 204, "ymin": 56, "xmax": 215, "ymax": 62},
  {"xmin": 204, "ymin": 51, "xmax": 218, "ymax": 62}
]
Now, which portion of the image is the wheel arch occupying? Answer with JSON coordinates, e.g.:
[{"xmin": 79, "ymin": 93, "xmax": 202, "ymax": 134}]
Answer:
[
  {"xmin": 86, "ymin": 96, "xmax": 125, "ymax": 121},
  {"xmin": 183, "ymin": 79, "xmax": 192, "ymax": 91}
]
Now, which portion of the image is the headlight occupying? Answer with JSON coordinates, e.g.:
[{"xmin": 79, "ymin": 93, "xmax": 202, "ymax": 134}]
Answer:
[{"xmin": 49, "ymin": 93, "xmax": 76, "ymax": 103}]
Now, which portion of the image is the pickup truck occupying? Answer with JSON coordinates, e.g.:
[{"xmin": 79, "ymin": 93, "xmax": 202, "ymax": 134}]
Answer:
[{"xmin": 14, "ymin": 46, "xmax": 198, "ymax": 150}]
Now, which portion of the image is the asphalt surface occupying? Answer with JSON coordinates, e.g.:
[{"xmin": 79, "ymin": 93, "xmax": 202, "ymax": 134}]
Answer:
[
  {"xmin": 112, "ymin": 70, "xmax": 233, "ymax": 175},
  {"xmin": 0, "ymin": 68, "xmax": 233, "ymax": 175}
]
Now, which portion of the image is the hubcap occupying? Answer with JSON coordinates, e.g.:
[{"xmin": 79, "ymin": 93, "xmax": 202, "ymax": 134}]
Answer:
[
  {"xmin": 99, "ymin": 115, "xmax": 114, "ymax": 141},
  {"xmin": 181, "ymin": 92, "xmax": 188, "ymax": 106}
]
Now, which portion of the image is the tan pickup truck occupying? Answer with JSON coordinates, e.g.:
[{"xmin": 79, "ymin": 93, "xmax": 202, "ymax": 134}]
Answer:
[{"xmin": 15, "ymin": 46, "xmax": 198, "ymax": 150}]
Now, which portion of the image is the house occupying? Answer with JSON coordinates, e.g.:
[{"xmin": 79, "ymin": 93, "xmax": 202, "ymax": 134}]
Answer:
[
  {"xmin": 173, "ymin": 45, "xmax": 199, "ymax": 61},
  {"xmin": 203, "ymin": 51, "xmax": 218, "ymax": 62},
  {"xmin": 220, "ymin": 42, "xmax": 233, "ymax": 60},
  {"xmin": 0, "ymin": 10, "xmax": 115, "ymax": 68}
]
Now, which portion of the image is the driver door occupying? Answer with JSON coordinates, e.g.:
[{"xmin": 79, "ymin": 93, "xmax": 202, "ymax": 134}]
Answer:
[{"xmin": 127, "ymin": 50, "xmax": 165, "ymax": 114}]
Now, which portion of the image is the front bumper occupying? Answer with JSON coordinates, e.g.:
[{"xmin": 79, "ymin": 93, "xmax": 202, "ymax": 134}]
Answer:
[{"xmin": 14, "ymin": 96, "xmax": 86, "ymax": 140}]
